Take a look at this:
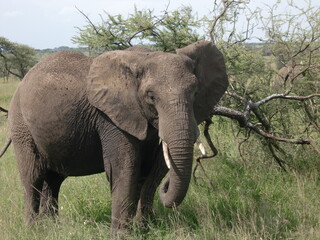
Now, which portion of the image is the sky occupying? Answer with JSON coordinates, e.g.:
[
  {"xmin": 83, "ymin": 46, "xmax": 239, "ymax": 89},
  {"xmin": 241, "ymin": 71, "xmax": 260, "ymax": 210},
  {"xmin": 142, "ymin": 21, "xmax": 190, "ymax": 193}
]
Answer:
[
  {"xmin": 1, "ymin": 0, "xmax": 215, "ymax": 49},
  {"xmin": 0, "ymin": 0, "xmax": 319, "ymax": 49}
]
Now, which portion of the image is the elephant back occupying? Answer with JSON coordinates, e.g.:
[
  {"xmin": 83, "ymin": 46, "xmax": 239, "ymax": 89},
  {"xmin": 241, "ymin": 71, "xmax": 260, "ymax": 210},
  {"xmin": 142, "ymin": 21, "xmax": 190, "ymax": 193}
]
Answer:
[
  {"xmin": 14, "ymin": 51, "xmax": 93, "ymax": 149},
  {"xmin": 19, "ymin": 51, "xmax": 92, "ymax": 110}
]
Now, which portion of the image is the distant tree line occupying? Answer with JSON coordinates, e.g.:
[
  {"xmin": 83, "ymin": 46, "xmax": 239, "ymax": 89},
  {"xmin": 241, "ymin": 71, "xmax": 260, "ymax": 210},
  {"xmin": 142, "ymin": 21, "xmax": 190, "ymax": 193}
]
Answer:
[
  {"xmin": 0, "ymin": 38, "xmax": 93, "ymax": 81},
  {"xmin": 0, "ymin": 37, "xmax": 37, "ymax": 80}
]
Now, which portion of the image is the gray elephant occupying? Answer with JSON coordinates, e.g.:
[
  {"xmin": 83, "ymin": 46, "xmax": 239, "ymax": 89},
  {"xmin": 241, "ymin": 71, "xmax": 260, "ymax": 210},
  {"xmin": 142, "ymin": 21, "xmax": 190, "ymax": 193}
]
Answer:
[
  {"xmin": 8, "ymin": 41, "xmax": 228, "ymax": 234},
  {"xmin": 273, "ymin": 63, "xmax": 306, "ymax": 90}
]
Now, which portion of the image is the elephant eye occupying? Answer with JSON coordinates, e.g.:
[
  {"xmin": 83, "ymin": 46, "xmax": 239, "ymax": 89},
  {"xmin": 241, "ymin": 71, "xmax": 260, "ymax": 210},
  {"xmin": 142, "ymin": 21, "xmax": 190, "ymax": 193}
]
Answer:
[{"xmin": 147, "ymin": 91, "xmax": 156, "ymax": 102}]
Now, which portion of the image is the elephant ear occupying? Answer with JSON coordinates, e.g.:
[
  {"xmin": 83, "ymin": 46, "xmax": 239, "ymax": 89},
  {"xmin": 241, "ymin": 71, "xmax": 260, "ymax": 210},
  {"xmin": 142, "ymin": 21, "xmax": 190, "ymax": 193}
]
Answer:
[
  {"xmin": 177, "ymin": 41, "xmax": 229, "ymax": 123},
  {"xmin": 87, "ymin": 51, "xmax": 148, "ymax": 140}
]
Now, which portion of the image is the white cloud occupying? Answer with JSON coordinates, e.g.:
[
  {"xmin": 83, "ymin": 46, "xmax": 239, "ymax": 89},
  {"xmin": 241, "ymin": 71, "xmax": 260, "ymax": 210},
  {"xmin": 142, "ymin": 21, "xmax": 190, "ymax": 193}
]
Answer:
[{"xmin": 3, "ymin": 10, "xmax": 23, "ymax": 17}]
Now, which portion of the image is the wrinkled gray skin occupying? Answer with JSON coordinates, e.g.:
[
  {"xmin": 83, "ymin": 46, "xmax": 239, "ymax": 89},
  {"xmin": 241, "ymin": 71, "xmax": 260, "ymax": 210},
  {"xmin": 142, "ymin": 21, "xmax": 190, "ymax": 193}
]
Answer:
[{"xmin": 8, "ymin": 41, "xmax": 228, "ymax": 234}]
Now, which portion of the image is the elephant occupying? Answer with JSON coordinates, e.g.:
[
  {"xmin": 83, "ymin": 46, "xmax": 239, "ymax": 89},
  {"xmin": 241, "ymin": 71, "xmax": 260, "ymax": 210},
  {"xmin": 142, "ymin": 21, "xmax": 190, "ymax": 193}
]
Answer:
[
  {"xmin": 273, "ymin": 62, "xmax": 306, "ymax": 90},
  {"xmin": 7, "ymin": 41, "xmax": 228, "ymax": 234}
]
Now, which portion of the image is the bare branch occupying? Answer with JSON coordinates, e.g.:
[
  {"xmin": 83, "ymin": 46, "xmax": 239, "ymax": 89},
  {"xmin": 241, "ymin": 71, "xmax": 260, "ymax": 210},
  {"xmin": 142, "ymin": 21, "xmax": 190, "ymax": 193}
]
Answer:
[
  {"xmin": 303, "ymin": 102, "xmax": 319, "ymax": 131},
  {"xmin": 254, "ymin": 93, "xmax": 320, "ymax": 107},
  {"xmin": 226, "ymin": 91, "xmax": 246, "ymax": 102},
  {"xmin": 238, "ymin": 129, "xmax": 252, "ymax": 162},
  {"xmin": 212, "ymin": 105, "xmax": 247, "ymax": 127},
  {"xmin": 247, "ymin": 122, "xmax": 312, "ymax": 145},
  {"xmin": 212, "ymin": 98, "xmax": 319, "ymax": 150},
  {"xmin": 193, "ymin": 119, "xmax": 218, "ymax": 188},
  {"xmin": 267, "ymin": 142, "xmax": 287, "ymax": 172},
  {"xmin": 75, "ymin": 6, "xmax": 103, "ymax": 37},
  {"xmin": 0, "ymin": 106, "xmax": 8, "ymax": 114},
  {"xmin": 0, "ymin": 138, "xmax": 11, "ymax": 158},
  {"xmin": 210, "ymin": 0, "xmax": 237, "ymax": 43}
]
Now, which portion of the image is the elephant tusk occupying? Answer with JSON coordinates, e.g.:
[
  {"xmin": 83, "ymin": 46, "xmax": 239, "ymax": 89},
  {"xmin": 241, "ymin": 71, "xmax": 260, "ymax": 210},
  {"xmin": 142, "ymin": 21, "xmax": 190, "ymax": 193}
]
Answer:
[
  {"xmin": 198, "ymin": 142, "xmax": 206, "ymax": 155},
  {"xmin": 162, "ymin": 141, "xmax": 171, "ymax": 169},
  {"xmin": 196, "ymin": 138, "xmax": 206, "ymax": 155}
]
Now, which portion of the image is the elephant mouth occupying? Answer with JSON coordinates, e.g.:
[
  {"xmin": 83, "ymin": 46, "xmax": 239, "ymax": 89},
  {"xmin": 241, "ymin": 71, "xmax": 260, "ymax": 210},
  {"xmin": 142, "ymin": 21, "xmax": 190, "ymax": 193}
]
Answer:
[{"xmin": 161, "ymin": 139, "xmax": 207, "ymax": 170}]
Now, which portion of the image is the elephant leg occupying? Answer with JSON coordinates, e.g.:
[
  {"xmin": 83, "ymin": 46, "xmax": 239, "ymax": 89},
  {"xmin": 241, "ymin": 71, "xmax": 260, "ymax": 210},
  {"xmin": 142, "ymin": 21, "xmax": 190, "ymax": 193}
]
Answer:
[
  {"xmin": 40, "ymin": 171, "xmax": 65, "ymax": 217},
  {"xmin": 100, "ymin": 129, "xmax": 142, "ymax": 234},
  {"xmin": 135, "ymin": 144, "xmax": 168, "ymax": 221},
  {"xmin": 12, "ymin": 139, "xmax": 45, "ymax": 224},
  {"xmin": 23, "ymin": 175, "xmax": 44, "ymax": 224},
  {"xmin": 110, "ymin": 166, "xmax": 140, "ymax": 233}
]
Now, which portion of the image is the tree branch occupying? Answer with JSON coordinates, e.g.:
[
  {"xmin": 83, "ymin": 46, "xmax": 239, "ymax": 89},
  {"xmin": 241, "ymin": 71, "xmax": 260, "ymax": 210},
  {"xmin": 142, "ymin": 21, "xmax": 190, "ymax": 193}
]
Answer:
[
  {"xmin": 0, "ymin": 138, "xmax": 11, "ymax": 158},
  {"xmin": 267, "ymin": 141, "xmax": 287, "ymax": 171},
  {"xmin": 212, "ymin": 90, "xmax": 320, "ymax": 156},
  {"xmin": 0, "ymin": 106, "xmax": 8, "ymax": 118},
  {"xmin": 0, "ymin": 106, "xmax": 8, "ymax": 113},
  {"xmin": 254, "ymin": 93, "xmax": 320, "ymax": 107},
  {"xmin": 210, "ymin": 0, "xmax": 237, "ymax": 43},
  {"xmin": 75, "ymin": 6, "xmax": 104, "ymax": 37},
  {"xmin": 193, "ymin": 119, "xmax": 218, "ymax": 188}
]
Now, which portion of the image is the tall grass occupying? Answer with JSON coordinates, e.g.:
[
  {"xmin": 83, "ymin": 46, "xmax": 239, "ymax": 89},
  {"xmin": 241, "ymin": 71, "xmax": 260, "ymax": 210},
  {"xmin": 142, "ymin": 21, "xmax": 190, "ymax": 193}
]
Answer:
[{"xmin": 0, "ymin": 78, "xmax": 319, "ymax": 239}]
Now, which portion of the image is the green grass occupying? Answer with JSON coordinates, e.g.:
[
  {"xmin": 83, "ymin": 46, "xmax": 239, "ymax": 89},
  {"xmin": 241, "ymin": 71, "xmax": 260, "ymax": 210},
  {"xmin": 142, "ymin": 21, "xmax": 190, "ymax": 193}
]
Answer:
[{"xmin": 0, "ymin": 78, "xmax": 319, "ymax": 239}]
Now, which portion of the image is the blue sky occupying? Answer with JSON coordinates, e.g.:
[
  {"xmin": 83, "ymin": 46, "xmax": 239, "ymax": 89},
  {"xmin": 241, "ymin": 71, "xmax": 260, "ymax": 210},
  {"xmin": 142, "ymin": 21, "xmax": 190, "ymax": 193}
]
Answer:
[
  {"xmin": 1, "ymin": 0, "xmax": 215, "ymax": 49},
  {"xmin": 0, "ymin": 0, "xmax": 318, "ymax": 49}
]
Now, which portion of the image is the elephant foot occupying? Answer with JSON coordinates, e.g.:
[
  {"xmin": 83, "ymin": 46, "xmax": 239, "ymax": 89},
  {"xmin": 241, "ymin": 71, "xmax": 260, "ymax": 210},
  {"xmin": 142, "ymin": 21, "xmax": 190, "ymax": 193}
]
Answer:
[
  {"xmin": 25, "ymin": 213, "xmax": 39, "ymax": 226},
  {"xmin": 133, "ymin": 202, "xmax": 155, "ymax": 230},
  {"xmin": 110, "ymin": 230, "xmax": 127, "ymax": 240}
]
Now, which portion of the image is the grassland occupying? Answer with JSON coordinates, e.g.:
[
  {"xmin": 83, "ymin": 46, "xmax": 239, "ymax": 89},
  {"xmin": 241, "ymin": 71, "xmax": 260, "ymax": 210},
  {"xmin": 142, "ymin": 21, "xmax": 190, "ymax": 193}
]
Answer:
[{"xmin": 0, "ymin": 78, "xmax": 319, "ymax": 239}]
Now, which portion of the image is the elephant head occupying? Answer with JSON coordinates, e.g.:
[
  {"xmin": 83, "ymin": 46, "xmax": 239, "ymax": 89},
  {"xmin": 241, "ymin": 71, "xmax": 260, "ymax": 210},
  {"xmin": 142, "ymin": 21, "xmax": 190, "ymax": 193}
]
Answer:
[{"xmin": 87, "ymin": 41, "xmax": 228, "ymax": 208}]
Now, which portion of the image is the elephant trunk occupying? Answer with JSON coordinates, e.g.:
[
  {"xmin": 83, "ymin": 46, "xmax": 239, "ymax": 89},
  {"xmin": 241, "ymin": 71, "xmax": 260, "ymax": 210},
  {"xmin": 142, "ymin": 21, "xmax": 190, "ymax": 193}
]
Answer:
[{"xmin": 158, "ymin": 102, "xmax": 198, "ymax": 208}]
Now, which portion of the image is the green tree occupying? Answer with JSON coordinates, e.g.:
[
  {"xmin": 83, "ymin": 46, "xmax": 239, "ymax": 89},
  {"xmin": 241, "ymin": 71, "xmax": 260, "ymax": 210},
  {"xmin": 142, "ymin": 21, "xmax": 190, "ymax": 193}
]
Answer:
[
  {"xmin": 0, "ymin": 37, "xmax": 37, "ymax": 80},
  {"xmin": 72, "ymin": 6, "xmax": 205, "ymax": 55},
  {"xmin": 209, "ymin": 0, "xmax": 320, "ymax": 170}
]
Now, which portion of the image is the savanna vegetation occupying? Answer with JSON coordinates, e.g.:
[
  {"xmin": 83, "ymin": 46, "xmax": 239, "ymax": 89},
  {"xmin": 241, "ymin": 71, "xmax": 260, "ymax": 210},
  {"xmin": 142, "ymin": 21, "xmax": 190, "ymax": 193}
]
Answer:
[
  {"xmin": 0, "ymin": 37, "xmax": 89, "ymax": 81},
  {"xmin": 0, "ymin": 37, "xmax": 37, "ymax": 81},
  {"xmin": 0, "ymin": 0, "xmax": 319, "ymax": 239}
]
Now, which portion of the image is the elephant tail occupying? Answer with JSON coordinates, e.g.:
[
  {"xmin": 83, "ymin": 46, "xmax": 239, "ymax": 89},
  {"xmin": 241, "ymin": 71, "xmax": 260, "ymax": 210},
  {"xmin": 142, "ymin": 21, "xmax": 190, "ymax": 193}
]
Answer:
[{"xmin": 0, "ymin": 138, "xmax": 11, "ymax": 158}]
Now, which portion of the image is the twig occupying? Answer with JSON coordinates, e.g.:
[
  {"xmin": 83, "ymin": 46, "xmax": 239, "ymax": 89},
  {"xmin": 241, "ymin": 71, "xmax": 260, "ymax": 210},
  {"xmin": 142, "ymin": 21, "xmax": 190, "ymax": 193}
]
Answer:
[
  {"xmin": 226, "ymin": 91, "xmax": 246, "ymax": 102},
  {"xmin": 0, "ymin": 106, "xmax": 8, "ymax": 113},
  {"xmin": 303, "ymin": 101, "xmax": 319, "ymax": 131},
  {"xmin": 254, "ymin": 93, "xmax": 320, "ymax": 107},
  {"xmin": 193, "ymin": 119, "xmax": 218, "ymax": 188},
  {"xmin": 267, "ymin": 141, "xmax": 287, "ymax": 172},
  {"xmin": 247, "ymin": 122, "xmax": 312, "ymax": 145},
  {"xmin": 210, "ymin": 0, "xmax": 236, "ymax": 43},
  {"xmin": 0, "ymin": 138, "xmax": 11, "ymax": 158},
  {"xmin": 238, "ymin": 129, "xmax": 251, "ymax": 162},
  {"xmin": 310, "ymin": 141, "xmax": 320, "ymax": 154},
  {"xmin": 75, "ymin": 6, "xmax": 103, "ymax": 37}
]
